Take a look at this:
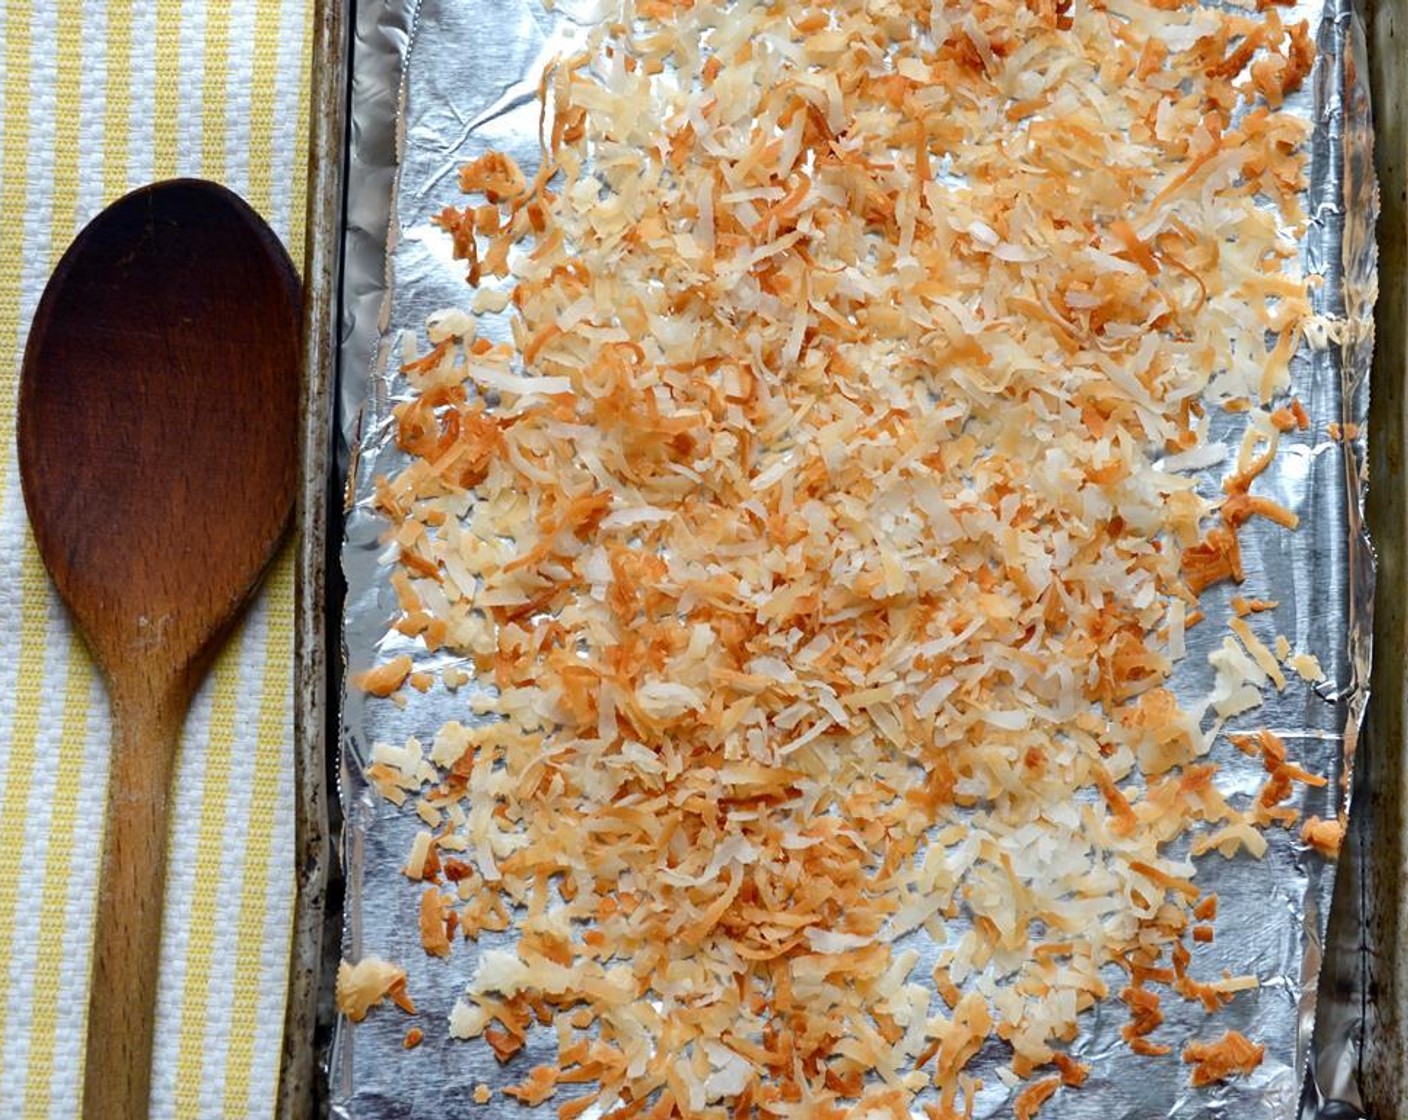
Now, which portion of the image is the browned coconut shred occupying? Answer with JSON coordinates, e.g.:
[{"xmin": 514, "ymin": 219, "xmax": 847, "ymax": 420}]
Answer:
[
  {"xmin": 1181, "ymin": 1030, "xmax": 1267, "ymax": 1087},
  {"xmin": 348, "ymin": 0, "xmax": 1338, "ymax": 1111}
]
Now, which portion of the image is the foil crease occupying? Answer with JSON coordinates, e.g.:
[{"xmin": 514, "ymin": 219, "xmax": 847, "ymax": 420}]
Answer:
[{"xmin": 332, "ymin": 0, "xmax": 1380, "ymax": 1115}]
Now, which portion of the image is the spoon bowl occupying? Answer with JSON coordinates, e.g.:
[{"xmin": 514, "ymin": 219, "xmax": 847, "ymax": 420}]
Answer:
[{"xmin": 17, "ymin": 178, "xmax": 300, "ymax": 1120}]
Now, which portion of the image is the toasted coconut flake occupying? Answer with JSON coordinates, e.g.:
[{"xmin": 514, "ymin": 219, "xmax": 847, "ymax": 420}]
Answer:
[
  {"xmin": 1230, "ymin": 618, "xmax": 1287, "ymax": 690},
  {"xmin": 354, "ymin": 655, "xmax": 414, "ymax": 698},
  {"xmin": 1181, "ymin": 1030, "xmax": 1266, "ymax": 1086},
  {"xmin": 420, "ymin": 888, "xmax": 453, "ymax": 958},
  {"xmin": 505, "ymin": 1065, "xmax": 560, "ymax": 1106},
  {"xmin": 336, "ymin": 957, "xmax": 411, "ymax": 1023},
  {"xmin": 1052, "ymin": 1054, "xmax": 1089, "ymax": 1088},
  {"xmin": 1289, "ymin": 651, "xmax": 1325, "ymax": 682},
  {"xmin": 404, "ymin": 830, "xmax": 434, "ymax": 881},
  {"xmin": 1013, "ymin": 1076, "xmax": 1062, "ymax": 1120},
  {"xmin": 1302, "ymin": 815, "xmax": 1346, "ymax": 857}
]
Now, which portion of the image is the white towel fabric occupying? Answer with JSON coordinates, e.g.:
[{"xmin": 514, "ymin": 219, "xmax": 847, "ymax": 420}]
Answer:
[{"xmin": 0, "ymin": 2, "xmax": 312, "ymax": 1116}]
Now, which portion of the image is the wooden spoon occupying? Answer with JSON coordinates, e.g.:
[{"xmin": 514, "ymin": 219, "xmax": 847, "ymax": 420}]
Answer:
[{"xmin": 17, "ymin": 179, "xmax": 301, "ymax": 1120}]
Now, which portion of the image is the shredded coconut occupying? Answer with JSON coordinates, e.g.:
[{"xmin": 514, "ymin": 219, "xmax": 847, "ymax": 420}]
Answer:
[{"xmin": 355, "ymin": 0, "xmax": 1327, "ymax": 1108}]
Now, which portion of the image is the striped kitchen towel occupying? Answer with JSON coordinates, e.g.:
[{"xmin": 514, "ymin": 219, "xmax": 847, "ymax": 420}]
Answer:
[{"xmin": 0, "ymin": 2, "xmax": 313, "ymax": 1117}]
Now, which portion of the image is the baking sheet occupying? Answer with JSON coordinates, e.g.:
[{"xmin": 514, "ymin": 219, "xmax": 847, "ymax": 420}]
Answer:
[
  {"xmin": 281, "ymin": 3, "xmax": 346, "ymax": 1118},
  {"xmin": 329, "ymin": 0, "xmax": 1379, "ymax": 1115},
  {"xmin": 1346, "ymin": 0, "xmax": 1404, "ymax": 1112}
]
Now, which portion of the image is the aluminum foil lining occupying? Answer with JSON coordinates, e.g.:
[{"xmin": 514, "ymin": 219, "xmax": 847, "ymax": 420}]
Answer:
[{"xmin": 331, "ymin": 0, "xmax": 1379, "ymax": 1115}]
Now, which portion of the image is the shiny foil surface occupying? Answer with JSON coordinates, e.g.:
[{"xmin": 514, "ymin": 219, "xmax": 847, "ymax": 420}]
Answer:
[{"xmin": 331, "ymin": 0, "xmax": 1379, "ymax": 1115}]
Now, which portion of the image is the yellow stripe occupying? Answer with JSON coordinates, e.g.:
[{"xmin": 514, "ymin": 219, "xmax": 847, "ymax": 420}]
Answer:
[
  {"xmin": 0, "ymin": 578, "xmax": 65, "ymax": 1092},
  {"xmin": 286, "ymin": 0, "xmax": 315, "ymax": 264},
  {"xmin": 21, "ymin": 2, "xmax": 136, "ymax": 1108},
  {"xmin": 170, "ymin": 651, "xmax": 247, "ymax": 1119},
  {"xmin": 201, "ymin": 0, "xmax": 232, "ymax": 179},
  {"xmin": 45, "ymin": 0, "xmax": 84, "ymax": 233},
  {"xmin": 153, "ymin": 0, "xmax": 184, "ymax": 178},
  {"xmin": 0, "ymin": 5, "xmax": 34, "ymax": 463},
  {"xmin": 169, "ymin": 5, "xmax": 248, "ymax": 1108},
  {"xmin": 20, "ymin": 652, "xmax": 92, "ymax": 1115},
  {"xmin": 223, "ymin": 4, "xmax": 313, "ymax": 1109},
  {"xmin": 221, "ymin": 552, "xmax": 296, "ymax": 1118},
  {"xmin": 0, "ymin": 0, "xmax": 38, "ymax": 1089},
  {"xmin": 244, "ymin": 0, "xmax": 285, "ymax": 215},
  {"xmin": 160, "ymin": 3, "xmax": 248, "ymax": 1109},
  {"xmin": 103, "ymin": 0, "xmax": 134, "ymax": 197},
  {"xmin": 221, "ymin": 0, "xmax": 312, "ymax": 1104},
  {"xmin": 17, "ymin": 0, "xmax": 100, "ymax": 1108}
]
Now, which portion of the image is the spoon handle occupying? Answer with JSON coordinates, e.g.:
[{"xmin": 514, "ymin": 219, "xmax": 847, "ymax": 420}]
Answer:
[{"xmin": 82, "ymin": 686, "xmax": 185, "ymax": 1120}]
